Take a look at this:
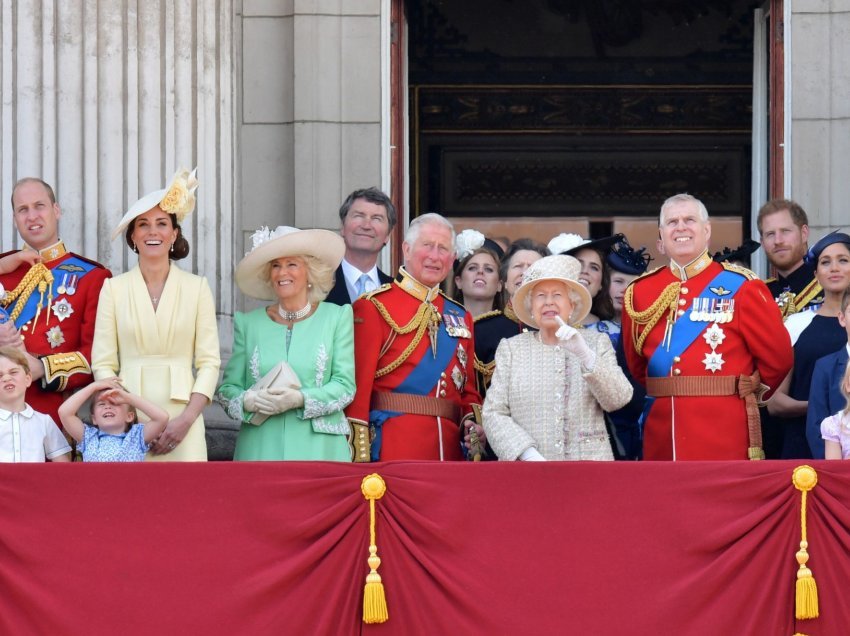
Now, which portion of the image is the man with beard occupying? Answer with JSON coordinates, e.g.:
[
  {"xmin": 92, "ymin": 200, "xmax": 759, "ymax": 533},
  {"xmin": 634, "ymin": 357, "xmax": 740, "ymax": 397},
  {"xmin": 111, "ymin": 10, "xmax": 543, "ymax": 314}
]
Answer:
[{"xmin": 758, "ymin": 199, "xmax": 822, "ymax": 317}]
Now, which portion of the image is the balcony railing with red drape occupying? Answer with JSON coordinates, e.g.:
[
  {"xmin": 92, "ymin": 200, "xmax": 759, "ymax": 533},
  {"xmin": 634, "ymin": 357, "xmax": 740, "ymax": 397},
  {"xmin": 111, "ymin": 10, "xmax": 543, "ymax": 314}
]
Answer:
[{"xmin": 0, "ymin": 461, "xmax": 846, "ymax": 635}]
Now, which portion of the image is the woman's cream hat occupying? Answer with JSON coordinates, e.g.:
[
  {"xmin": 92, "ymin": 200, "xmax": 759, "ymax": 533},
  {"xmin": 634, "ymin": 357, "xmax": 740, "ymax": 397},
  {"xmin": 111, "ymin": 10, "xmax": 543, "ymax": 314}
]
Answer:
[
  {"xmin": 235, "ymin": 225, "xmax": 345, "ymax": 300},
  {"xmin": 111, "ymin": 168, "xmax": 199, "ymax": 240},
  {"xmin": 512, "ymin": 254, "xmax": 592, "ymax": 328}
]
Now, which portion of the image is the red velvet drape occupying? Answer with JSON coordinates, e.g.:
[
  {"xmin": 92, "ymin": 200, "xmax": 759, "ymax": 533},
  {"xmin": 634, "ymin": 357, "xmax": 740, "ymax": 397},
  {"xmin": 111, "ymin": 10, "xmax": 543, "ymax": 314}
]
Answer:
[{"xmin": 1, "ymin": 461, "xmax": 847, "ymax": 635}]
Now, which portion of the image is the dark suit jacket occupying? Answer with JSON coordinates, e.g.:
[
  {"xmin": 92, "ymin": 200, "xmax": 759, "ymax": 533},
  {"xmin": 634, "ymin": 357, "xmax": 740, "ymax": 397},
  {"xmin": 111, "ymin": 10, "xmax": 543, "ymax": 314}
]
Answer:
[
  {"xmin": 324, "ymin": 264, "xmax": 392, "ymax": 306},
  {"xmin": 806, "ymin": 347, "xmax": 849, "ymax": 458}
]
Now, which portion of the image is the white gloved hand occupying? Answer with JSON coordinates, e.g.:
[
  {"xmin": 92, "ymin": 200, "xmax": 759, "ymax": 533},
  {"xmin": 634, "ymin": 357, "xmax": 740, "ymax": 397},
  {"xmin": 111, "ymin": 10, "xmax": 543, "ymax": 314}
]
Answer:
[
  {"xmin": 265, "ymin": 387, "xmax": 304, "ymax": 414},
  {"xmin": 519, "ymin": 447, "xmax": 547, "ymax": 461},
  {"xmin": 555, "ymin": 316, "xmax": 596, "ymax": 370},
  {"xmin": 244, "ymin": 389, "xmax": 277, "ymax": 416}
]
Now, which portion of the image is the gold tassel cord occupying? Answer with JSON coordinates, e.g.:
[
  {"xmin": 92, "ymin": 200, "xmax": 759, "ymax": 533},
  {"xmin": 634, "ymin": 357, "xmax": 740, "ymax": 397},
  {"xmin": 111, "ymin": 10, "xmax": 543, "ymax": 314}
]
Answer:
[
  {"xmin": 361, "ymin": 473, "xmax": 388, "ymax": 624},
  {"xmin": 792, "ymin": 465, "xmax": 819, "ymax": 621},
  {"xmin": 3, "ymin": 263, "xmax": 53, "ymax": 323}
]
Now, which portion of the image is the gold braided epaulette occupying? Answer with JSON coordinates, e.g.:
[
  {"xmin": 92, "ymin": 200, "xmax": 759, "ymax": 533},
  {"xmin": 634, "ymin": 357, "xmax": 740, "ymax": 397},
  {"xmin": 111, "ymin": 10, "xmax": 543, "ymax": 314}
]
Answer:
[
  {"xmin": 721, "ymin": 262, "xmax": 758, "ymax": 280},
  {"xmin": 474, "ymin": 309, "xmax": 502, "ymax": 323}
]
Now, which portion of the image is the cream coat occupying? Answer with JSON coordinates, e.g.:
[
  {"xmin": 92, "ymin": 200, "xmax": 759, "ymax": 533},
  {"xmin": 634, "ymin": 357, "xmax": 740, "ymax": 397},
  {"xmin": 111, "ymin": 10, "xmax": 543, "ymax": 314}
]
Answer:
[
  {"xmin": 91, "ymin": 264, "xmax": 221, "ymax": 461},
  {"xmin": 483, "ymin": 330, "xmax": 632, "ymax": 461}
]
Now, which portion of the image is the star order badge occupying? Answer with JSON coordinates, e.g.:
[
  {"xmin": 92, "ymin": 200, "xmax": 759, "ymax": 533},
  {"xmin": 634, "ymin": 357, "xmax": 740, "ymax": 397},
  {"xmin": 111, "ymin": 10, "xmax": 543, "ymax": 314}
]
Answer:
[
  {"xmin": 702, "ymin": 323, "xmax": 726, "ymax": 349},
  {"xmin": 52, "ymin": 298, "xmax": 74, "ymax": 322},
  {"xmin": 451, "ymin": 365, "xmax": 464, "ymax": 391},
  {"xmin": 46, "ymin": 325, "xmax": 66, "ymax": 349},
  {"xmin": 703, "ymin": 351, "xmax": 725, "ymax": 373},
  {"xmin": 456, "ymin": 342, "xmax": 467, "ymax": 368}
]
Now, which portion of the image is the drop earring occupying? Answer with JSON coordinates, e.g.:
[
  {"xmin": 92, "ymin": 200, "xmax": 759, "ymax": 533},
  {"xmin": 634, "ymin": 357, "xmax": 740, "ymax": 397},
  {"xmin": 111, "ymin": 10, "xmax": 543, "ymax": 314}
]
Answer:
[
  {"xmin": 170, "ymin": 242, "xmax": 175, "ymax": 253},
  {"xmin": 132, "ymin": 241, "xmax": 138, "ymax": 253}
]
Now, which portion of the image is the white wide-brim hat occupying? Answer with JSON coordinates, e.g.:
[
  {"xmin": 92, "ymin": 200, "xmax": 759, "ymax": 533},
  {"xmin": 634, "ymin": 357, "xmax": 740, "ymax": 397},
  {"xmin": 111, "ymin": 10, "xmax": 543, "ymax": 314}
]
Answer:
[
  {"xmin": 235, "ymin": 226, "xmax": 345, "ymax": 300},
  {"xmin": 512, "ymin": 254, "xmax": 592, "ymax": 328},
  {"xmin": 111, "ymin": 168, "xmax": 199, "ymax": 240}
]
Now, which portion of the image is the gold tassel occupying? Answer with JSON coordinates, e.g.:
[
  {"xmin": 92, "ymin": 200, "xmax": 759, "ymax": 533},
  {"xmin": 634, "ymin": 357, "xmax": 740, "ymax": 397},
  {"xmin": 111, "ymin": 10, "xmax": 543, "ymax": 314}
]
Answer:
[
  {"xmin": 361, "ymin": 473, "xmax": 388, "ymax": 624},
  {"xmin": 792, "ymin": 465, "xmax": 819, "ymax": 620}
]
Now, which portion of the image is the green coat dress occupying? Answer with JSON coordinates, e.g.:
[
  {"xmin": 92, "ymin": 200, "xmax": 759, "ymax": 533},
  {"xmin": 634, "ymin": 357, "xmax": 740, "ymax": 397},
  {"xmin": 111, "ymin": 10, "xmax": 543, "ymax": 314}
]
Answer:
[{"xmin": 217, "ymin": 303, "xmax": 355, "ymax": 461}]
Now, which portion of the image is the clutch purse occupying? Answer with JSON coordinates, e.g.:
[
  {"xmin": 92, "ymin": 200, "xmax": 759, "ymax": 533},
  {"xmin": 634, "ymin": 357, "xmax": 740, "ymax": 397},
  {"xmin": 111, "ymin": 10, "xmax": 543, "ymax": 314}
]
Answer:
[{"xmin": 249, "ymin": 361, "xmax": 301, "ymax": 424}]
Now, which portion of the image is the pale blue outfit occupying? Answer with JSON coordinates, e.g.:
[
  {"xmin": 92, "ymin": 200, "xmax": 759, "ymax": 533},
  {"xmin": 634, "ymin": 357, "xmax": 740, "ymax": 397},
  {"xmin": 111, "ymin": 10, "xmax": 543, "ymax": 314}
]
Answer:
[
  {"xmin": 217, "ymin": 302, "xmax": 355, "ymax": 461},
  {"xmin": 79, "ymin": 423, "xmax": 149, "ymax": 462}
]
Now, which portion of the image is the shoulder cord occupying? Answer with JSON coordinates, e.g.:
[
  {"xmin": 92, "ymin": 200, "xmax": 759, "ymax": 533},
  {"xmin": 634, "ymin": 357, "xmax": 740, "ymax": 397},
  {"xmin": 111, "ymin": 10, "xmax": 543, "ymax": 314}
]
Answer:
[
  {"xmin": 623, "ymin": 281, "xmax": 680, "ymax": 355},
  {"xmin": 370, "ymin": 297, "xmax": 441, "ymax": 378},
  {"xmin": 3, "ymin": 263, "xmax": 53, "ymax": 322}
]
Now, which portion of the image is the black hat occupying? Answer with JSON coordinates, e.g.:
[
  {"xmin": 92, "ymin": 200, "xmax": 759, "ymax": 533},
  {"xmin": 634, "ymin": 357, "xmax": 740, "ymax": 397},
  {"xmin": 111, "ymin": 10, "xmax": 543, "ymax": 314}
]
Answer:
[
  {"xmin": 804, "ymin": 230, "xmax": 850, "ymax": 266},
  {"xmin": 607, "ymin": 237, "xmax": 651, "ymax": 275},
  {"xmin": 712, "ymin": 239, "xmax": 761, "ymax": 265},
  {"xmin": 548, "ymin": 232, "xmax": 625, "ymax": 258}
]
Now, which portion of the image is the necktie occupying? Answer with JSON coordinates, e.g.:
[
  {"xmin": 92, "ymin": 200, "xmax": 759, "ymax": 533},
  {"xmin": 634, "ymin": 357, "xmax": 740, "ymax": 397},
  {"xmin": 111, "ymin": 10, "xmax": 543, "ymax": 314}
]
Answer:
[{"xmin": 355, "ymin": 273, "xmax": 371, "ymax": 298}]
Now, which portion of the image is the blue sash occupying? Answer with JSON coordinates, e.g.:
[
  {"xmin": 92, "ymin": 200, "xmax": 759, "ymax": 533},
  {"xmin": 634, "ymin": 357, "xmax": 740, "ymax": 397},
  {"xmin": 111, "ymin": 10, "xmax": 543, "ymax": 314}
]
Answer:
[
  {"xmin": 369, "ymin": 302, "xmax": 467, "ymax": 460},
  {"xmin": 12, "ymin": 256, "xmax": 97, "ymax": 329},
  {"xmin": 643, "ymin": 270, "xmax": 746, "ymax": 423}
]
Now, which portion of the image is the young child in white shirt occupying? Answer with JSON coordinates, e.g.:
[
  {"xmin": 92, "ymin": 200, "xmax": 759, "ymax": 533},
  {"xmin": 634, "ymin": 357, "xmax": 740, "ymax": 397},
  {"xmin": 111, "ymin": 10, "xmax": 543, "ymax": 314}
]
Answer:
[{"xmin": 0, "ymin": 347, "xmax": 71, "ymax": 462}]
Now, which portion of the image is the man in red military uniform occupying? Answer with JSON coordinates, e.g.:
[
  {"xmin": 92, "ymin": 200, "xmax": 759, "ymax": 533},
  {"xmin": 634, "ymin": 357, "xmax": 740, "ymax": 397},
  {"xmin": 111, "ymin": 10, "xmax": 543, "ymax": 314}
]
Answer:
[
  {"xmin": 0, "ymin": 178, "xmax": 111, "ymax": 425},
  {"xmin": 346, "ymin": 213, "xmax": 483, "ymax": 461},
  {"xmin": 622, "ymin": 193, "xmax": 792, "ymax": 460}
]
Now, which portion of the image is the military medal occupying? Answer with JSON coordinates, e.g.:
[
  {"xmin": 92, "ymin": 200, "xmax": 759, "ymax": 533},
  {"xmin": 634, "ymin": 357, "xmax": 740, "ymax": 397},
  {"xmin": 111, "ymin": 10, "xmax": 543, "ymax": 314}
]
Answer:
[
  {"xmin": 46, "ymin": 325, "xmax": 65, "ymax": 349},
  {"xmin": 57, "ymin": 274, "xmax": 68, "ymax": 295},
  {"xmin": 52, "ymin": 298, "xmax": 74, "ymax": 322},
  {"xmin": 66, "ymin": 274, "xmax": 78, "ymax": 296}
]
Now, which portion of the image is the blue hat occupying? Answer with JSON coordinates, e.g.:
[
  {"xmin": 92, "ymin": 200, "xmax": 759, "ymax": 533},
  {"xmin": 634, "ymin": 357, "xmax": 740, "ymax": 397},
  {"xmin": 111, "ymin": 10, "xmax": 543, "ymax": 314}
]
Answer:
[
  {"xmin": 804, "ymin": 230, "xmax": 850, "ymax": 266},
  {"xmin": 607, "ymin": 237, "xmax": 651, "ymax": 275}
]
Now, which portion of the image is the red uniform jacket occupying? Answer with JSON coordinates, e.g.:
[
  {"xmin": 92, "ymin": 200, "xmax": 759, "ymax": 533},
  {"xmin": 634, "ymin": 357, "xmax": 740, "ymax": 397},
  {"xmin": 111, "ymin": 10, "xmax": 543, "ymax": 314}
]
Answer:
[
  {"xmin": 621, "ymin": 254, "xmax": 792, "ymax": 460},
  {"xmin": 0, "ymin": 243, "xmax": 111, "ymax": 424},
  {"xmin": 346, "ymin": 270, "xmax": 481, "ymax": 461}
]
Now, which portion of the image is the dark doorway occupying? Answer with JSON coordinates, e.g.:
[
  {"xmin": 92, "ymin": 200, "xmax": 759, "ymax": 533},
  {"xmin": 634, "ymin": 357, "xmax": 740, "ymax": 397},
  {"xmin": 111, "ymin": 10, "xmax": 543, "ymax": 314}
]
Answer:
[{"xmin": 405, "ymin": 0, "xmax": 762, "ymax": 254}]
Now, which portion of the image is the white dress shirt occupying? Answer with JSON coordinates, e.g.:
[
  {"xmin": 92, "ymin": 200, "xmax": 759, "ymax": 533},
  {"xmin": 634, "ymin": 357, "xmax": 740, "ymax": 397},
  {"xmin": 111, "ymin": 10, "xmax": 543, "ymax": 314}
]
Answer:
[
  {"xmin": 0, "ymin": 404, "xmax": 71, "ymax": 462},
  {"xmin": 340, "ymin": 259, "xmax": 381, "ymax": 301}
]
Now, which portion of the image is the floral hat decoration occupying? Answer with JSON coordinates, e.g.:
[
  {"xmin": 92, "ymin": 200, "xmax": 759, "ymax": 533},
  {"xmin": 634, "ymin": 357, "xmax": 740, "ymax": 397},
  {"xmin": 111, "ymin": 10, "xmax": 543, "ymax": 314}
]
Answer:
[
  {"xmin": 111, "ymin": 167, "xmax": 199, "ymax": 240},
  {"xmin": 235, "ymin": 225, "xmax": 345, "ymax": 300},
  {"xmin": 512, "ymin": 254, "xmax": 592, "ymax": 328},
  {"xmin": 453, "ymin": 229, "xmax": 505, "ymax": 273}
]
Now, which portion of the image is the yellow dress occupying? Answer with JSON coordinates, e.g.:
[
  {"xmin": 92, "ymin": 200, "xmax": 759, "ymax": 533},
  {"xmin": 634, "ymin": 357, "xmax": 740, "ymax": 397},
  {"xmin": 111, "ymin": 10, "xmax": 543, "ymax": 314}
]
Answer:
[{"xmin": 91, "ymin": 263, "xmax": 221, "ymax": 461}]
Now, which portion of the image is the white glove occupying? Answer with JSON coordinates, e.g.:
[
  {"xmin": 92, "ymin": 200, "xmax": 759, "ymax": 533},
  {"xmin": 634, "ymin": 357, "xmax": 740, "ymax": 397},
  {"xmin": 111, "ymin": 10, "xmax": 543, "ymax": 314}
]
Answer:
[
  {"xmin": 555, "ymin": 317, "xmax": 596, "ymax": 370},
  {"xmin": 244, "ymin": 389, "xmax": 277, "ymax": 416},
  {"xmin": 519, "ymin": 447, "xmax": 547, "ymax": 461},
  {"xmin": 265, "ymin": 387, "xmax": 304, "ymax": 413}
]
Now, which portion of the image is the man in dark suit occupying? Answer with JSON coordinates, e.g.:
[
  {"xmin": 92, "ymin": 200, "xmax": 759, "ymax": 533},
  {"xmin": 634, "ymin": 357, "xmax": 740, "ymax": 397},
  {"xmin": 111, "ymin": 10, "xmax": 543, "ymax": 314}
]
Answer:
[
  {"xmin": 325, "ymin": 187, "xmax": 396, "ymax": 305},
  {"xmin": 806, "ymin": 287, "xmax": 850, "ymax": 458}
]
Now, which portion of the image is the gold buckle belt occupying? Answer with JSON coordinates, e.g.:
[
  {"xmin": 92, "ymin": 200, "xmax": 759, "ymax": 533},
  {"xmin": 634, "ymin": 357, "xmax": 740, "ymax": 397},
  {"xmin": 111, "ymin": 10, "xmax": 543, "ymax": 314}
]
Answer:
[{"xmin": 371, "ymin": 391, "xmax": 461, "ymax": 422}]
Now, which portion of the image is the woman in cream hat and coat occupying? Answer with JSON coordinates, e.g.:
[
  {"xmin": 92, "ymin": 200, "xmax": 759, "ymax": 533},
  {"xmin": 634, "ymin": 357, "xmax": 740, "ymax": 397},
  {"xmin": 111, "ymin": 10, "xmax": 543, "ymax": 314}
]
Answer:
[
  {"xmin": 92, "ymin": 169, "xmax": 220, "ymax": 461},
  {"xmin": 216, "ymin": 225, "xmax": 355, "ymax": 461},
  {"xmin": 483, "ymin": 254, "xmax": 633, "ymax": 461}
]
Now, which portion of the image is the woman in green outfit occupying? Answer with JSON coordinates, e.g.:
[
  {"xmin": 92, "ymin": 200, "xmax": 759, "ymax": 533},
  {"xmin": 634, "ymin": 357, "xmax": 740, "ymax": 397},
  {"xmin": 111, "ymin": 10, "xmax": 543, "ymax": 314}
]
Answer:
[{"xmin": 217, "ymin": 226, "xmax": 355, "ymax": 461}]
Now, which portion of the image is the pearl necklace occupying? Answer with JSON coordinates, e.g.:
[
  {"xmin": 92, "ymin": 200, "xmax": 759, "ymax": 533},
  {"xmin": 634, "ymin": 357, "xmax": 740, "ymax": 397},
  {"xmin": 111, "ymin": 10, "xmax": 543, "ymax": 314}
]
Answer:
[{"xmin": 278, "ymin": 302, "xmax": 311, "ymax": 322}]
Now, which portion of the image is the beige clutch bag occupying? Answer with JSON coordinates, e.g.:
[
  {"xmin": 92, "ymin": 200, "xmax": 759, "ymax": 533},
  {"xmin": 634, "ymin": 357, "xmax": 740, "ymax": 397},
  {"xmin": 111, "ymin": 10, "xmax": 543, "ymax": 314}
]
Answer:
[{"xmin": 249, "ymin": 362, "xmax": 301, "ymax": 424}]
